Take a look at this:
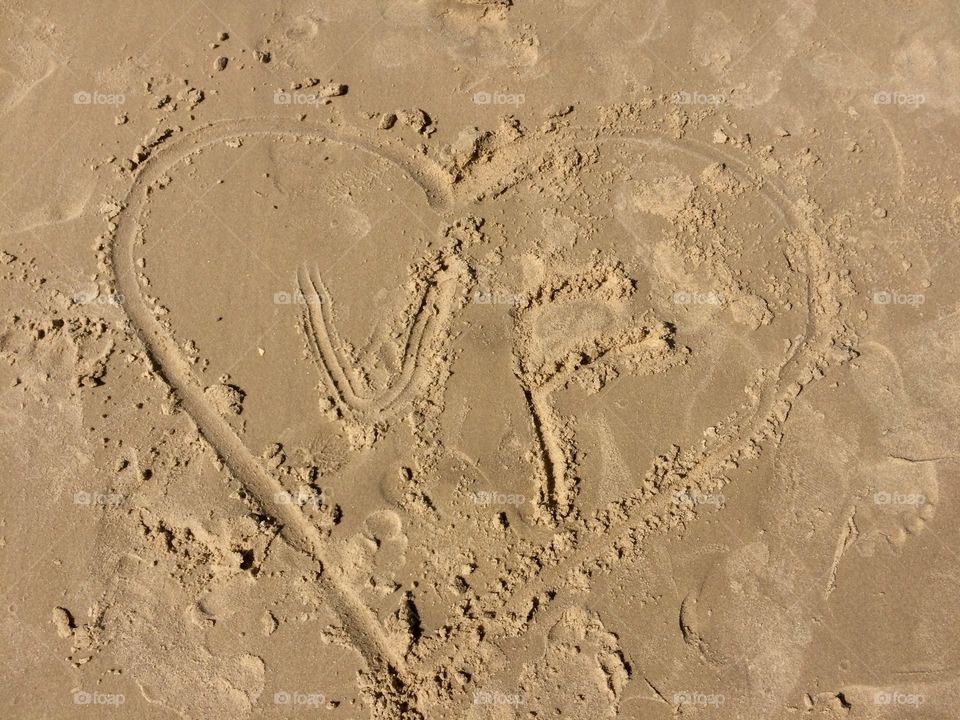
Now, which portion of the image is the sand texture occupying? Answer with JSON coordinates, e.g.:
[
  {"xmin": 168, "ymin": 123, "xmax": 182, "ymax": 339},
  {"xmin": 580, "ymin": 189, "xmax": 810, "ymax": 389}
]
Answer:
[{"xmin": 2, "ymin": 1, "xmax": 959, "ymax": 718}]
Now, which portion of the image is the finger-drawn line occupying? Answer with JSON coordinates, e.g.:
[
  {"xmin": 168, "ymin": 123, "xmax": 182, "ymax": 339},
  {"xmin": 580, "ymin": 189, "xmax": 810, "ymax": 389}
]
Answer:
[
  {"xmin": 111, "ymin": 117, "xmax": 450, "ymax": 718},
  {"xmin": 297, "ymin": 252, "xmax": 467, "ymax": 427}
]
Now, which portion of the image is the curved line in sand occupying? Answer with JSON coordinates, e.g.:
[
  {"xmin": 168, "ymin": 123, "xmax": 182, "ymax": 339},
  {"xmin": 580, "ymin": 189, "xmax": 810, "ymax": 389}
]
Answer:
[
  {"xmin": 298, "ymin": 255, "xmax": 466, "ymax": 419},
  {"xmin": 110, "ymin": 118, "xmax": 449, "ymax": 716},
  {"xmin": 415, "ymin": 127, "xmax": 844, "ymax": 676},
  {"xmin": 508, "ymin": 129, "xmax": 837, "ymax": 619}
]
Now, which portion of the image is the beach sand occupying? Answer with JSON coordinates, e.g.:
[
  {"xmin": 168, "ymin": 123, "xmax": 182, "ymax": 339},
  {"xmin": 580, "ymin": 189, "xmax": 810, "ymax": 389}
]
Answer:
[{"xmin": 2, "ymin": 1, "xmax": 959, "ymax": 717}]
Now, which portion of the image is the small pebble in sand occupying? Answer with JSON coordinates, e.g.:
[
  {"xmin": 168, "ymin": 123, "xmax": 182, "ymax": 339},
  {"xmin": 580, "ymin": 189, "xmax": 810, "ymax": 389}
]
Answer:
[{"xmin": 379, "ymin": 113, "xmax": 398, "ymax": 130}]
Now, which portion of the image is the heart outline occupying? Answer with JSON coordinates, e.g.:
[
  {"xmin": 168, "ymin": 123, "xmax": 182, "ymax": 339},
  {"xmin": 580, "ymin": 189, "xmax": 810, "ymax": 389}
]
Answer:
[{"xmin": 110, "ymin": 117, "xmax": 846, "ymax": 716}]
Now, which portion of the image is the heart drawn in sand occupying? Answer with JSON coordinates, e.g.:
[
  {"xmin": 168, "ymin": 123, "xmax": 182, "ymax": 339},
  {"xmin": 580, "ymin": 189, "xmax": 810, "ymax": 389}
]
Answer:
[{"xmin": 111, "ymin": 116, "xmax": 842, "ymax": 717}]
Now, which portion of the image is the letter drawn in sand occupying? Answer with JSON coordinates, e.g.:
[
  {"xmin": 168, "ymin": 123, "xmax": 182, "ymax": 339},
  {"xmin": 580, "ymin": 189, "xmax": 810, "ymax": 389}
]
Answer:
[
  {"xmin": 511, "ymin": 262, "xmax": 687, "ymax": 524},
  {"xmin": 298, "ymin": 249, "xmax": 470, "ymax": 448}
]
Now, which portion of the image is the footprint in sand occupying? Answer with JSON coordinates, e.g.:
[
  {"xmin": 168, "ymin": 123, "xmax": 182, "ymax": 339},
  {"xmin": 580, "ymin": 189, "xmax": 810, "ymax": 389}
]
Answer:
[
  {"xmin": 680, "ymin": 337, "xmax": 946, "ymax": 717},
  {"xmin": 852, "ymin": 457, "xmax": 938, "ymax": 556},
  {"xmin": 678, "ymin": 542, "xmax": 814, "ymax": 718},
  {"xmin": 807, "ymin": 678, "xmax": 960, "ymax": 718},
  {"xmin": 343, "ymin": 509, "xmax": 409, "ymax": 595},
  {"xmin": 517, "ymin": 606, "xmax": 631, "ymax": 719},
  {"xmin": 845, "ymin": 341, "xmax": 941, "ymax": 557}
]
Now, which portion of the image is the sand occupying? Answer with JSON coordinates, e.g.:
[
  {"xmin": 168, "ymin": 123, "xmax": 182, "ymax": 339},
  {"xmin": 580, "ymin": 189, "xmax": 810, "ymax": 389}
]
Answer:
[{"xmin": 2, "ymin": 1, "xmax": 959, "ymax": 718}]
